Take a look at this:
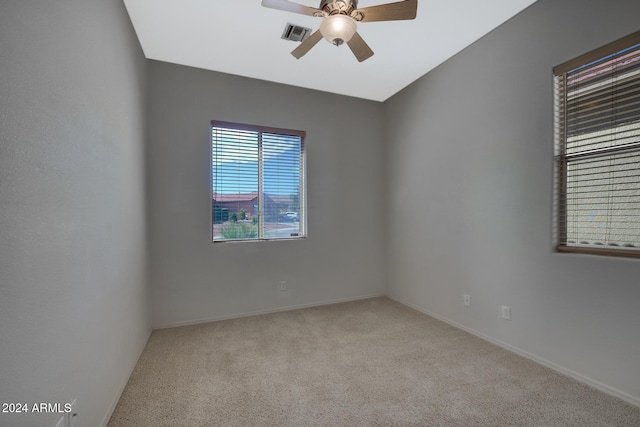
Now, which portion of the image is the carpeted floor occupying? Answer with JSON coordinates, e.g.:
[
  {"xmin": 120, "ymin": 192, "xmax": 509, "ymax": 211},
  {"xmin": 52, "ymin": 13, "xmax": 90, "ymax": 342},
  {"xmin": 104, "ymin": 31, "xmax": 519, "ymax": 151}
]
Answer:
[{"xmin": 108, "ymin": 297, "xmax": 640, "ymax": 426}]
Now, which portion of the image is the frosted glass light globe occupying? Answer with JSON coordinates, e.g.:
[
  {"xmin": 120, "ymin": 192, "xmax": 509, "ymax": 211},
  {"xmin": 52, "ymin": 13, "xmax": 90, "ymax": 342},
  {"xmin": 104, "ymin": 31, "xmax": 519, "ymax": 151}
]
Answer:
[{"xmin": 319, "ymin": 14, "xmax": 357, "ymax": 46}]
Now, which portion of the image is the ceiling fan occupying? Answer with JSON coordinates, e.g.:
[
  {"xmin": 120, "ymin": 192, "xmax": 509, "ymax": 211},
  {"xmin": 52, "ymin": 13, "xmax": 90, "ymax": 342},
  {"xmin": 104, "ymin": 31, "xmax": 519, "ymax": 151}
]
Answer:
[{"xmin": 262, "ymin": 0, "xmax": 417, "ymax": 62}]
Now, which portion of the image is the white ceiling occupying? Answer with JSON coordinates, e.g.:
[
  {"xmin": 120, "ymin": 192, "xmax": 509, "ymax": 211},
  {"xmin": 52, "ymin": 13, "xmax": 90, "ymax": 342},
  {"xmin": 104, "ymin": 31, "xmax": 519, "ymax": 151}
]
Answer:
[{"xmin": 123, "ymin": 0, "xmax": 536, "ymax": 102}]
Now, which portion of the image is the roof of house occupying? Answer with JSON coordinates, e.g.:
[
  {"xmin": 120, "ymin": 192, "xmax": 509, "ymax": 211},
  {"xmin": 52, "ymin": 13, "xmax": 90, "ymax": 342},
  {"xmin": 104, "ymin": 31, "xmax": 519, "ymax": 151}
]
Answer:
[
  {"xmin": 212, "ymin": 192, "xmax": 281, "ymax": 204},
  {"xmin": 212, "ymin": 192, "xmax": 258, "ymax": 202}
]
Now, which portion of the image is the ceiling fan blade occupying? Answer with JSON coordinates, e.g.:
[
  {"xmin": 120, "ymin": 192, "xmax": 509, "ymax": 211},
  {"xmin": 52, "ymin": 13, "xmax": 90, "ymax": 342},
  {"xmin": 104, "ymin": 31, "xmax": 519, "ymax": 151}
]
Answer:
[
  {"xmin": 291, "ymin": 29, "xmax": 323, "ymax": 59},
  {"xmin": 356, "ymin": 0, "xmax": 417, "ymax": 23},
  {"xmin": 261, "ymin": 0, "xmax": 322, "ymax": 17},
  {"xmin": 347, "ymin": 32, "xmax": 374, "ymax": 62}
]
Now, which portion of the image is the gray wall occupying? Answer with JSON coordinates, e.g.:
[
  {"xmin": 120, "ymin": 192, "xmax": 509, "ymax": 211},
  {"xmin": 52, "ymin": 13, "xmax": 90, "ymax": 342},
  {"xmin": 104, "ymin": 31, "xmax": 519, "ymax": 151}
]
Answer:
[
  {"xmin": 147, "ymin": 61, "xmax": 386, "ymax": 327},
  {"xmin": 385, "ymin": 0, "xmax": 640, "ymax": 404},
  {"xmin": 0, "ymin": 1, "xmax": 151, "ymax": 426}
]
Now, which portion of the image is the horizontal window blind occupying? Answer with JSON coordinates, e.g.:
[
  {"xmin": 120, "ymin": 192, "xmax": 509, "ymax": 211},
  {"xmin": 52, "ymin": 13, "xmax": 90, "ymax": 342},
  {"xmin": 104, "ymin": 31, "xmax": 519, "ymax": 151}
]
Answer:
[
  {"xmin": 211, "ymin": 121, "xmax": 306, "ymax": 242},
  {"xmin": 554, "ymin": 31, "xmax": 640, "ymax": 257}
]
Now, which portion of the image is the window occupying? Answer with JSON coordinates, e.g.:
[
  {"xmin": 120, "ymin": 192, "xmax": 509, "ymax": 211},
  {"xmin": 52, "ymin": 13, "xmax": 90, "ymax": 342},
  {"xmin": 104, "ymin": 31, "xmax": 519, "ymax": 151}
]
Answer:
[
  {"xmin": 554, "ymin": 31, "xmax": 640, "ymax": 257},
  {"xmin": 211, "ymin": 121, "xmax": 306, "ymax": 242}
]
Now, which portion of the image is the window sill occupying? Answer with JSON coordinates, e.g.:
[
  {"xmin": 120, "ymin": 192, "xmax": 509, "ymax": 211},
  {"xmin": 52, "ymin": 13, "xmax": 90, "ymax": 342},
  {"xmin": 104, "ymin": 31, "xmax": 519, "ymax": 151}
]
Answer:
[{"xmin": 557, "ymin": 244, "xmax": 640, "ymax": 259}]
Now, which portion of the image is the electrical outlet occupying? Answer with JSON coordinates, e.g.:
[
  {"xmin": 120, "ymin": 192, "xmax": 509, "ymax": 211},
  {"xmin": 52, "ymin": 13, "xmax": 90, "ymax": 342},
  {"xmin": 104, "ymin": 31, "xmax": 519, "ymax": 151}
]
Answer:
[
  {"xmin": 279, "ymin": 281, "xmax": 287, "ymax": 291},
  {"xmin": 463, "ymin": 294, "xmax": 471, "ymax": 307},
  {"xmin": 500, "ymin": 305, "xmax": 511, "ymax": 320}
]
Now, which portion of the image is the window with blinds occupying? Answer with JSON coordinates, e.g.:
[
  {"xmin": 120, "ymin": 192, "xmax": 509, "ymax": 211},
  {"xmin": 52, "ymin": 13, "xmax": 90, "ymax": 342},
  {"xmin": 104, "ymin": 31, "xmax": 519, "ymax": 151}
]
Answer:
[
  {"xmin": 554, "ymin": 31, "xmax": 640, "ymax": 258},
  {"xmin": 211, "ymin": 121, "xmax": 306, "ymax": 242}
]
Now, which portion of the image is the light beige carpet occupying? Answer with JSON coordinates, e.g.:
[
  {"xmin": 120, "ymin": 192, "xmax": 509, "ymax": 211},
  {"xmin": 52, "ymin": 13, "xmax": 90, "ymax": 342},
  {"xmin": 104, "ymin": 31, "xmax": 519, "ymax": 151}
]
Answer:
[{"xmin": 108, "ymin": 297, "xmax": 640, "ymax": 426}]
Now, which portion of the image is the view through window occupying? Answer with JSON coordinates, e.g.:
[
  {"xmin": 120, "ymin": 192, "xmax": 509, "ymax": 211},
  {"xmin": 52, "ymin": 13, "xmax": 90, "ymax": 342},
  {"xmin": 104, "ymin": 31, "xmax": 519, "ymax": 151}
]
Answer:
[{"xmin": 211, "ymin": 121, "xmax": 306, "ymax": 242}]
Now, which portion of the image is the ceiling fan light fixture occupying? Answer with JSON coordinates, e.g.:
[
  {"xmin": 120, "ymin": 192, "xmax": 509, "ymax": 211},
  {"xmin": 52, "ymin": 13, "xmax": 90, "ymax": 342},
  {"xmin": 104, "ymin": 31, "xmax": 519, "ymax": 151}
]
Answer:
[{"xmin": 319, "ymin": 14, "xmax": 357, "ymax": 46}]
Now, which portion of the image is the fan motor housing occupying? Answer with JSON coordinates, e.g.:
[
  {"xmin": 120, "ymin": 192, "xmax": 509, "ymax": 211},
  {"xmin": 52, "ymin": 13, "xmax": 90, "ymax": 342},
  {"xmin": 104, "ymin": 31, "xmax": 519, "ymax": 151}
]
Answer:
[{"xmin": 320, "ymin": 0, "xmax": 358, "ymax": 15}]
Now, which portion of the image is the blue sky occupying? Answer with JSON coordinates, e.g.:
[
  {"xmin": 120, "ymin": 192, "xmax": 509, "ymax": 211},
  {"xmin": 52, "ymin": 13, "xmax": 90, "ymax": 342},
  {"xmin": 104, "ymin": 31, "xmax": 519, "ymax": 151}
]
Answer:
[{"xmin": 212, "ymin": 130, "xmax": 301, "ymax": 195}]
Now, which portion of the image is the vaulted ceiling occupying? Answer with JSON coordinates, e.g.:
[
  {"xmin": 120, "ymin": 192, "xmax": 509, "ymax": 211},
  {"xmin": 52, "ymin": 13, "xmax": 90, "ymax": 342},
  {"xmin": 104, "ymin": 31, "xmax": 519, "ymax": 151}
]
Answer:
[{"xmin": 123, "ymin": 0, "xmax": 537, "ymax": 101}]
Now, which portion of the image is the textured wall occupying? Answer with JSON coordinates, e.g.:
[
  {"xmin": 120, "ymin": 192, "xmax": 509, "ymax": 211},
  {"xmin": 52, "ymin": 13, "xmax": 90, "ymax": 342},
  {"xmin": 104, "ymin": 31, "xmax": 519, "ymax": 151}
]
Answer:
[
  {"xmin": 0, "ymin": 1, "xmax": 151, "ymax": 426},
  {"xmin": 385, "ymin": 0, "xmax": 640, "ymax": 405},
  {"xmin": 147, "ymin": 61, "xmax": 387, "ymax": 327}
]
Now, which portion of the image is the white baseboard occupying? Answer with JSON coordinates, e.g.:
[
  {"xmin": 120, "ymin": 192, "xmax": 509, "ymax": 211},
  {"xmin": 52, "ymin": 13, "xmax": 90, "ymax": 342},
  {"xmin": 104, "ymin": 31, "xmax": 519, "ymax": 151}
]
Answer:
[
  {"xmin": 388, "ymin": 294, "xmax": 640, "ymax": 409},
  {"xmin": 100, "ymin": 328, "xmax": 153, "ymax": 427},
  {"xmin": 153, "ymin": 293, "xmax": 386, "ymax": 330}
]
